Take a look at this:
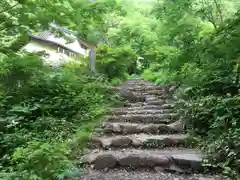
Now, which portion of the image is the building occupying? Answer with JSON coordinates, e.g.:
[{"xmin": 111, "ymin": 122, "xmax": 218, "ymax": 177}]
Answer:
[{"xmin": 21, "ymin": 23, "xmax": 96, "ymax": 71}]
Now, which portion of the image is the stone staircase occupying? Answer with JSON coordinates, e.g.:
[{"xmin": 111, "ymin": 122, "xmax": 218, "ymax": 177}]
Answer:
[{"xmin": 81, "ymin": 79, "xmax": 226, "ymax": 180}]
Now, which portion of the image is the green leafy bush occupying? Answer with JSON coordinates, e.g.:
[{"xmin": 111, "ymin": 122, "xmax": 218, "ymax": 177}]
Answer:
[
  {"xmin": 0, "ymin": 53, "xmax": 113, "ymax": 179},
  {"xmin": 142, "ymin": 7, "xmax": 240, "ymax": 178},
  {"xmin": 177, "ymin": 94, "xmax": 240, "ymax": 177},
  {"xmin": 11, "ymin": 141, "xmax": 71, "ymax": 180},
  {"xmin": 96, "ymin": 44, "xmax": 137, "ymax": 79}
]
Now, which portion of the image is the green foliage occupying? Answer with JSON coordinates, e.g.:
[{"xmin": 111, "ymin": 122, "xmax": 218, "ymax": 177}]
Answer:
[
  {"xmin": 177, "ymin": 95, "xmax": 240, "ymax": 177},
  {"xmin": 1, "ymin": 0, "xmax": 240, "ymax": 178},
  {"xmin": 11, "ymin": 141, "xmax": 71, "ymax": 180},
  {"xmin": 141, "ymin": 0, "xmax": 240, "ymax": 177},
  {"xmin": 0, "ymin": 53, "xmax": 113, "ymax": 179},
  {"xmin": 96, "ymin": 44, "xmax": 137, "ymax": 79}
]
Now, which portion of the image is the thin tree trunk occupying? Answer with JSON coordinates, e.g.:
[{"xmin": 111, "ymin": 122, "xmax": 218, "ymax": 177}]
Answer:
[{"xmin": 213, "ymin": 0, "xmax": 223, "ymax": 24}]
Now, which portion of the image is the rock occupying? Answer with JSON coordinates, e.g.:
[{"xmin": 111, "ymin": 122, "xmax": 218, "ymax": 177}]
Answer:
[
  {"xmin": 154, "ymin": 166, "xmax": 165, "ymax": 172},
  {"xmin": 141, "ymin": 124, "xmax": 160, "ymax": 134},
  {"xmin": 146, "ymin": 100, "xmax": 165, "ymax": 105},
  {"xmin": 172, "ymin": 154, "xmax": 202, "ymax": 170},
  {"xmin": 118, "ymin": 88, "xmax": 145, "ymax": 102},
  {"xmin": 118, "ymin": 154, "xmax": 143, "ymax": 167},
  {"xmin": 143, "ymin": 134, "xmax": 187, "ymax": 147},
  {"xmin": 102, "ymin": 123, "xmax": 142, "ymax": 134},
  {"xmin": 93, "ymin": 154, "xmax": 117, "ymax": 170},
  {"xmin": 120, "ymin": 123, "xmax": 142, "ymax": 134},
  {"xmin": 83, "ymin": 149, "xmax": 203, "ymax": 171},
  {"xmin": 119, "ymin": 153, "xmax": 169, "ymax": 168},
  {"xmin": 112, "ymin": 123, "xmax": 121, "ymax": 132},
  {"xmin": 108, "ymin": 114, "xmax": 172, "ymax": 124},
  {"xmin": 169, "ymin": 83, "xmax": 181, "ymax": 93},
  {"xmin": 164, "ymin": 164, "xmax": 187, "ymax": 173},
  {"xmin": 97, "ymin": 136, "xmax": 132, "ymax": 148},
  {"xmin": 146, "ymin": 96, "xmax": 159, "ymax": 101},
  {"xmin": 167, "ymin": 119, "xmax": 185, "ymax": 133},
  {"xmin": 111, "ymin": 136, "xmax": 132, "ymax": 147}
]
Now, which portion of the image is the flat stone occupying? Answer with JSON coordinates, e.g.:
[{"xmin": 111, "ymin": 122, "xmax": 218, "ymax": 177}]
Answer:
[
  {"xmin": 102, "ymin": 122, "xmax": 141, "ymax": 134},
  {"xmin": 111, "ymin": 136, "xmax": 133, "ymax": 147},
  {"xmin": 135, "ymin": 134, "xmax": 187, "ymax": 147},
  {"xmin": 172, "ymin": 154, "xmax": 202, "ymax": 170},
  {"xmin": 107, "ymin": 114, "xmax": 173, "ymax": 124},
  {"xmin": 83, "ymin": 149, "xmax": 203, "ymax": 170},
  {"xmin": 114, "ymin": 109, "xmax": 174, "ymax": 115},
  {"xmin": 119, "ymin": 154, "xmax": 169, "ymax": 168},
  {"xmin": 100, "ymin": 136, "xmax": 132, "ymax": 148},
  {"xmin": 120, "ymin": 123, "xmax": 142, "ymax": 134},
  {"xmin": 146, "ymin": 100, "xmax": 165, "ymax": 105},
  {"xmin": 167, "ymin": 120, "xmax": 185, "ymax": 133},
  {"xmin": 122, "ymin": 104, "xmax": 173, "ymax": 110},
  {"xmin": 101, "ymin": 122, "xmax": 182, "ymax": 135},
  {"xmin": 127, "ymin": 86, "xmax": 164, "ymax": 91},
  {"xmin": 142, "ymin": 91, "xmax": 165, "ymax": 96},
  {"xmin": 145, "ymin": 96, "xmax": 159, "ymax": 101},
  {"xmin": 141, "ymin": 124, "xmax": 161, "ymax": 133},
  {"xmin": 91, "ymin": 134, "xmax": 187, "ymax": 148},
  {"xmin": 93, "ymin": 154, "xmax": 117, "ymax": 170}
]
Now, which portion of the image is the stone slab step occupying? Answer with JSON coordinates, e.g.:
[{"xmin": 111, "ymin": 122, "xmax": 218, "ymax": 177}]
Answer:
[
  {"xmin": 145, "ymin": 96, "xmax": 166, "ymax": 101},
  {"xmin": 82, "ymin": 148, "xmax": 203, "ymax": 171},
  {"xmin": 140, "ymin": 91, "xmax": 166, "ymax": 96},
  {"xmin": 107, "ymin": 114, "xmax": 176, "ymax": 124},
  {"xmin": 123, "ymin": 104, "xmax": 174, "ymax": 110},
  {"xmin": 145, "ymin": 100, "xmax": 169, "ymax": 105},
  {"xmin": 91, "ymin": 134, "xmax": 187, "ymax": 149},
  {"xmin": 101, "ymin": 121, "xmax": 184, "ymax": 134},
  {"xmin": 112, "ymin": 109, "xmax": 174, "ymax": 115},
  {"xmin": 127, "ymin": 86, "xmax": 165, "ymax": 91}
]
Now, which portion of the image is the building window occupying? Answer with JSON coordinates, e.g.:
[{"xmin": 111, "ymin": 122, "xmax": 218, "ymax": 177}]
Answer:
[
  {"xmin": 57, "ymin": 47, "xmax": 65, "ymax": 53},
  {"xmin": 80, "ymin": 43, "xmax": 88, "ymax": 50},
  {"xmin": 57, "ymin": 46, "xmax": 77, "ymax": 57}
]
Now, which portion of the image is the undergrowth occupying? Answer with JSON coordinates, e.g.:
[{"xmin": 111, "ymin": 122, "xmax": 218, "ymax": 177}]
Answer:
[
  {"xmin": 0, "ymin": 53, "xmax": 117, "ymax": 180},
  {"xmin": 142, "ymin": 11, "xmax": 240, "ymax": 179}
]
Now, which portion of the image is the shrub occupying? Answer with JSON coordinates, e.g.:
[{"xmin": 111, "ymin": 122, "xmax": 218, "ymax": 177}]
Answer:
[
  {"xmin": 96, "ymin": 44, "xmax": 137, "ymax": 79},
  {"xmin": 0, "ymin": 53, "xmax": 113, "ymax": 179},
  {"xmin": 141, "ymin": 11, "xmax": 240, "ymax": 178},
  {"xmin": 11, "ymin": 141, "xmax": 71, "ymax": 180}
]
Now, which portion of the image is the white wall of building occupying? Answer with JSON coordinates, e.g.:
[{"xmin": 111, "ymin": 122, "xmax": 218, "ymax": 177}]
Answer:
[{"xmin": 22, "ymin": 40, "xmax": 85, "ymax": 67}]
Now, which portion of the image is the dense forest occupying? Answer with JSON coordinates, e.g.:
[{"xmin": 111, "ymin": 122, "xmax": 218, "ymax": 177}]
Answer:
[{"xmin": 0, "ymin": 0, "xmax": 240, "ymax": 179}]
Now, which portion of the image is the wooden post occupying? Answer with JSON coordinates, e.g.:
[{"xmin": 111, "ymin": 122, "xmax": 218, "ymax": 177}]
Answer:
[
  {"xmin": 78, "ymin": 38, "xmax": 96, "ymax": 72},
  {"xmin": 89, "ymin": 47, "xmax": 96, "ymax": 72}
]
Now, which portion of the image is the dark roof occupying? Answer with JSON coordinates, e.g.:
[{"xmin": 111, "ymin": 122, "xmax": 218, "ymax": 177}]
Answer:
[
  {"xmin": 29, "ymin": 32, "xmax": 81, "ymax": 54},
  {"xmin": 29, "ymin": 23, "xmax": 96, "ymax": 52}
]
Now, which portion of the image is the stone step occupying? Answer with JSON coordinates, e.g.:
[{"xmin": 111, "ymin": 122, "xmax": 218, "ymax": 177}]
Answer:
[
  {"xmin": 124, "ymin": 104, "xmax": 174, "ymax": 110},
  {"xmin": 112, "ymin": 109, "xmax": 174, "ymax": 115},
  {"xmin": 127, "ymin": 86, "xmax": 165, "ymax": 92},
  {"xmin": 82, "ymin": 148, "xmax": 203, "ymax": 171},
  {"xmin": 107, "ymin": 114, "xmax": 176, "ymax": 124},
  {"xmin": 145, "ymin": 99, "xmax": 166, "ymax": 105},
  {"xmin": 101, "ymin": 120, "xmax": 184, "ymax": 134},
  {"xmin": 91, "ymin": 134, "xmax": 187, "ymax": 149},
  {"xmin": 145, "ymin": 96, "xmax": 165, "ymax": 101},
  {"xmin": 144, "ymin": 90, "xmax": 168, "ymax": 95},
  {"xmin": 134, "ymin": 91, "xmax": 165, "ymax": 96},
  {"xmin": 124, "ymin": 103, "xmax": 174, "ymax": 109}
]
